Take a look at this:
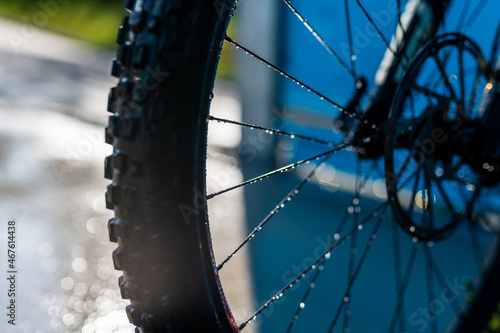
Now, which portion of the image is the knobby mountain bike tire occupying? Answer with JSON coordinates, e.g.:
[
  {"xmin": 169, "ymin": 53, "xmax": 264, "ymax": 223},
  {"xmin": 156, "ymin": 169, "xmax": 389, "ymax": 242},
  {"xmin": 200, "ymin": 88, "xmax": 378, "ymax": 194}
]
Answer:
[
  {"xmin": 104, "ymin": 0, "xmax": 500, "ymax": 332},
  {"xmin": 105, "ymin": 0, "xmax": 237, "ymax": 331}
]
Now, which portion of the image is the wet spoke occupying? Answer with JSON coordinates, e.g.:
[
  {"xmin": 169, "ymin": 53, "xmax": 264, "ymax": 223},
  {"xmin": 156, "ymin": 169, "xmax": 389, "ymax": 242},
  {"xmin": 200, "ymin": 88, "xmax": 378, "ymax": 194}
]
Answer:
[
  {"xmin": 285, "ymin": 161, "xmax": 378, "ymax": 332},
  {"xmin": 213, "ymin": 2, "xmax": 500, "ymax": 332},
  {"xmin": 285, "ymin": 270, "xmax": 319, "ymax": 333},
  {"xmin": 225, "ymin": 36, "xmax": 372, "ymax": 126},
  {"xmin": 422, "ymin": 247, "xmax": 464, "ymax": 316},
  {"xmin": 282, "ymin": 0, "xmax": 356, "ymax": 78},
  {"xmin": 343, "ymin": 161, "xmax": 362, "ymax": 331},
  {"xmin": 392, "ymin": 219, "xmax": 406, "ymax": 331},
  {"xmin": 239, "ymin": 202, "xmax": 389, "ymax": 330},
  {"xmin": 424, "ymin": 245, "xmax": 438, "ymax": 333},
  {"xmin": 354, "ymin": 0, "xmax": 397, "ymax": 58},
  {"xmin": 389, "ymin": 244, "xmax": 418, "ymax": 333},
  {"xmin": 328, "ymin": 212, "xmax": 385, "ymax": 333},
  {"xmin": 285, "ymin": 206, "xmax": 352, "ymax": 333},
  {"xmin": 344, "ymin": 0, "xmax": 357, "ymax": 77},
  {"xmin": 207, "ymin": 141, "xmax": 351, "ymax": 199},
  {"xmin": 209, "ymin": 115, "xmax": 336, "ymax": 146},
  {"xmin": 217, "ymin": 156, "xmax": 331, "ymax": 270}
]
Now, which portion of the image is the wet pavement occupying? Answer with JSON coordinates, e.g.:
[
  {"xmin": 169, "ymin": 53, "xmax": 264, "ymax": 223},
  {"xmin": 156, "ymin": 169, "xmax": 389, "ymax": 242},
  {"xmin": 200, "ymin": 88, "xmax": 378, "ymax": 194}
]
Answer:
[
  {"xmin": 0, "ymin": 18, "xmax": 254, "ymax": 332},
  {"xmin": 0, "ymin": 17, "xmax": 133, "ymax": 332}
]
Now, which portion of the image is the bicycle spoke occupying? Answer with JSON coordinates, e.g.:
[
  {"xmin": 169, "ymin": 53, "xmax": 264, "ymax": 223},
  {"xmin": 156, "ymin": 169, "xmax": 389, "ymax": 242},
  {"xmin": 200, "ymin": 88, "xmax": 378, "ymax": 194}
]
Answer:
[
  {"xmin": 217, "ymin": 156, "xmax": 331, "ymax": 270},
  {"xmin": 343, "ymin": 161, "xmax": 362, "ymax": 331},
  {"xmin": 389, "ymin": 243, "xmax": 418, "ymax": 333},
  {"xmin": 434, "ymin": 177, "xmax": 458, "ymax": 217},
  {"xmin": 285, "ymin": 161, "xmax": 378, "ymax": 332},
  {"xmin": 467, "ymin": 65, "xmax": 483, "ymax": 113},
  {"xmin": 424, "ymin": 244, "xmax": 438, "ymax": 333},
  {"xmin": 207, "ymin": 142, "xmax": 353, "ymax": 199},
  {"xmin": 422, "ymin": 246, "xmax": 464, "ymax": 316},
  {"xmin": 458, "ymin": 45, "xmax": 466, "ymax": 112},
  {"xmin": 282, "ymin": 0, "xmax": 356, "ymax": 78},
  {"xmin": 354, "ymin": 0, "xmax": 401, "ymax": 62},
  {"xmin": 432, "ymin": 54, "xmax": 461, "ymax": 106},
  {"xmin": 409, "ymin": 91, "xmax": 416, "ymax": 119},
  {"xmin": 285, "ymin": 207, "xmax": 352, "ymax": 333},
  {"xmin": 396, "ymin": 0, "xmax": 406, "ymax": 37},
  {"xmin": 284, "ymin": 271, "xmax": 318, "ymax": 333},
  {"xmin": 344, "ymin": 0, "xmax": 357, "ymax": 77},
  {"xmin": 395, "ymin": 149, "xmax": 416, "ymax": 181},
  {"xmin": 225, "ymin": 36, "xmax": 372, "ymax": 126},
  {"xmin": 455, "ymin": 0, "xmax": 472, "ymax": 32},
  {"xmin": 412, "ymin": 82, "xmax": 450, "ymax": 103},
  {"xmin": 463, "ymin": 0, "xmax": 491, "ymax": 31},
  {"xmin": 328, "ymin": 211, "xmax": 385, "ymax": 333},
  {"xmin": 391, "ymin": 219, "xmax": 406, "ymax": 332},
  {"xmin": 239, "ymin": 202, "xmax": 389, "ymax": 330},
  {"xmin": 209, "ymin": 115, "xmax": 336, "ymax": 146}
]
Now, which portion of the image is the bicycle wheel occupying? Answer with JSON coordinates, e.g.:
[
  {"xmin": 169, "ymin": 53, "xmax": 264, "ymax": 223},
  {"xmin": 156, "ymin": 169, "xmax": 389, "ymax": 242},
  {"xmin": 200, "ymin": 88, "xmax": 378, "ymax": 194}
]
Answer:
[{"xmin": 105, "ymin": 0, "xmax": 500, "ymax": 332}]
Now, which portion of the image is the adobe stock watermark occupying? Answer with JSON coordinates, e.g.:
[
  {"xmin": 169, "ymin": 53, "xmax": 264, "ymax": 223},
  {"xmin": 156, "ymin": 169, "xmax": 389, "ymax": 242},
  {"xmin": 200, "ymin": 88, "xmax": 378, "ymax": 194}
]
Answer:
[
  {"xmin": 239, "ymin": 128, "xmax": 274, "ymax": 162},
  {"xmin": 250, "ymin": 233, "xmax": 335, "ymax": 324},
  {"xmin": 113, "ymin": 65, "xmax": 170, "ymax": 115},
  {"xmin": 280, "ymin": 233, "xmax": 334, "ymax": 288},
  {"xmin": 407, "ymin": 276, "xmax": 469, "ymax": 333},
  {"xmin": 239, "ymin": 107, "xmax": 298, "ymax": 162},
  {"xmin": 178, "ymin": 170, "xmax": 233, "ymax": 225},
  {"xmin": 7, "ymin": 0, "xmax": 71, "ymax": 53}
]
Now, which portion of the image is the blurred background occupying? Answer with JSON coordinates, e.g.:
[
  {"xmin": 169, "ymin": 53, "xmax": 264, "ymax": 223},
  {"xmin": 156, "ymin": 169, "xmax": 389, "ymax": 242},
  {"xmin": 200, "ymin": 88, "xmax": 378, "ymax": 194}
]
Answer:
[
  {"xmin": 0, "ymin": 1, "xmax": 130, "ymax": 332},
  {"xmin": 0, "ymin": 1, "xmax": 244, "ymax": 332},
  {"xmin": 1, "ymin": 0, "xmax": 500, "ymax": 332}
]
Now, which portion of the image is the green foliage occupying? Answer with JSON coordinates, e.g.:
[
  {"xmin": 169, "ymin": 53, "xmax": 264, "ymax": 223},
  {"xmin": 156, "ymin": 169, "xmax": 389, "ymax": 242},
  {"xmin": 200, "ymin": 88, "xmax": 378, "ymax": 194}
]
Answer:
[
  {"xmin": 0, "ymin": 0, "xmax": 236, "ymax": 78},
  {"xmin": 0, "ymin": 0, "xmax": 125, "ymax": 47}
]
